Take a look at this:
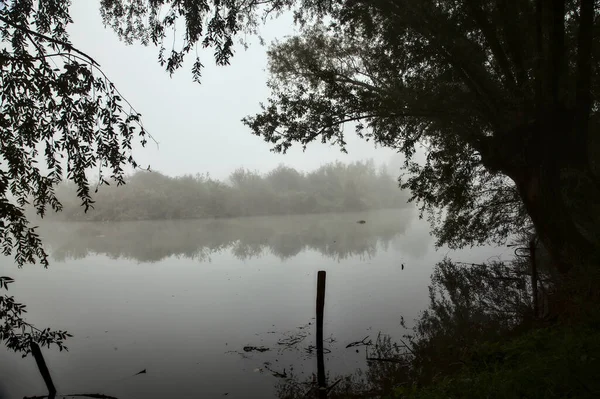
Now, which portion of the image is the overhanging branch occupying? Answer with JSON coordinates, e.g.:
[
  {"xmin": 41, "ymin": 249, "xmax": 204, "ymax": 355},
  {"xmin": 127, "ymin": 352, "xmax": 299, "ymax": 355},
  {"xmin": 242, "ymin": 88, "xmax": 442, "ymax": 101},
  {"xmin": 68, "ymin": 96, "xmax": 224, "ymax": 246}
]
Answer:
[
  {"xmin": 387, "ymin": 1, "xmax": 506, "ymax": 129},
  {"xmin": 0, "ymin": 15, "xmax": 100, "ymax": 66}
]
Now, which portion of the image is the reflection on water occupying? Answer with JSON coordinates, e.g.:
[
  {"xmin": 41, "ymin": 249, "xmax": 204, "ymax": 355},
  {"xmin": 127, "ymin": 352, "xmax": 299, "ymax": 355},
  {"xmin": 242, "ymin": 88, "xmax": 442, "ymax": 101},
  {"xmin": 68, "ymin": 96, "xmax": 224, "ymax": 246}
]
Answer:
[
  {"xmin": 0, "ymin": 209, "xmax": 509, "ymax": 399},
  {"xmin": 39, "ymin": 209, "xmax": 427, "ymax": 263}
]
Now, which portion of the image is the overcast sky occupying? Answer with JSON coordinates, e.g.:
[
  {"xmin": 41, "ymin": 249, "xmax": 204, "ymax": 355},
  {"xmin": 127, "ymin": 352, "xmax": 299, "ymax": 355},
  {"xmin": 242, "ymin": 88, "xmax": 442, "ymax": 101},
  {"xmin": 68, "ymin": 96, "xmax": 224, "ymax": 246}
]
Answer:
[{"xmin": 67, "ymin": 2, "xmax": 400, "ymax": 180}]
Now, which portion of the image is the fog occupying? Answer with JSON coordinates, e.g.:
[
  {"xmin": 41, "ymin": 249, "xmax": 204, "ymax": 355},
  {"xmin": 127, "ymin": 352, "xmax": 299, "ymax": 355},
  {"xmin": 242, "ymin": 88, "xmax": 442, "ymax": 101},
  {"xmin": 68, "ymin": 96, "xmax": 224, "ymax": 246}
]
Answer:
[
  {"xmin": 66, "ymin": 2, "xmax": 402, "ymax": 180},
  {"xmin": 48, "ymin": 161, "xmax": 410, "ymax": 222}
]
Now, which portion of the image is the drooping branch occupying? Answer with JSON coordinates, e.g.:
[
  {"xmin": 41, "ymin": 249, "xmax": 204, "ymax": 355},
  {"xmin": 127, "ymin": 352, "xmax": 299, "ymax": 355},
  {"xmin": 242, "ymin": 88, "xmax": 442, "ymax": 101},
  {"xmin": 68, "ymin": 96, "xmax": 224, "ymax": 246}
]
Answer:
[{"xmin": 0, "ymin": 16, "xmax": 100, "ymax": 66}]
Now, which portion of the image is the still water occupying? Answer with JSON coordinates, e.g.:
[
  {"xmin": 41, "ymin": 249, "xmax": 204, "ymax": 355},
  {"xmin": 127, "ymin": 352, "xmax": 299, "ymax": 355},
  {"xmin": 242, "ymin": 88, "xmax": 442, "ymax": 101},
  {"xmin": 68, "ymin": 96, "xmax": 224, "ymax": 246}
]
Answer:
[{"xmin": 0, "ymin": 209, "xmax": 511, "ymax": 398}]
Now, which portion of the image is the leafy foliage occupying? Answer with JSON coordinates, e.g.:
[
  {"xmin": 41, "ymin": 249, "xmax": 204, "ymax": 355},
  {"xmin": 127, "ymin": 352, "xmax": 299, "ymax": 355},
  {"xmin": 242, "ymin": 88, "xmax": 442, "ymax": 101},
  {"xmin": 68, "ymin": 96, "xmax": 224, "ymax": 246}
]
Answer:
[
  {"xmin": 407, "ymin": 257, "xmax": 535, "ymax": 385},
  {"xmin": 98, "ymin": 0, "xmax": 319, "ymax": 81},
  {"xmin": 0, "ymin": 276, "xmax": 71, "ymax": 356},
  {"xmin": 48, "ymin": 161, "xmax": 410, "ymax": 221},
  {"xmin": 0, "ymin": 0, "xmax": 150, "ymax": 268}
]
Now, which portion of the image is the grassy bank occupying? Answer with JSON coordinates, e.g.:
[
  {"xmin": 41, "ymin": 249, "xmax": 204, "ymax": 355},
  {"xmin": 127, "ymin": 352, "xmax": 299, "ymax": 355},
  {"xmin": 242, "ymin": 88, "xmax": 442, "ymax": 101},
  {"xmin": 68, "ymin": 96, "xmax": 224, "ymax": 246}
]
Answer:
[
  {"xmin": 391, "ymin": 261, "xmax": 600, "ymax": 399},
  {"xmin": 394, "ymin": 320, "xmax": 600, "ymax": 399}
]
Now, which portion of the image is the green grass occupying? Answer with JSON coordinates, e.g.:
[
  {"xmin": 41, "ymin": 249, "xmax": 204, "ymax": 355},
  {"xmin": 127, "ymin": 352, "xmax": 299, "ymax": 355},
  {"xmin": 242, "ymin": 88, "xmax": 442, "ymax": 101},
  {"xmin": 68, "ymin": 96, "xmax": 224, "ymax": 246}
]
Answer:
[{"xmin": 393, "ymin": 323, "xmax": 600, "ymax": 399}]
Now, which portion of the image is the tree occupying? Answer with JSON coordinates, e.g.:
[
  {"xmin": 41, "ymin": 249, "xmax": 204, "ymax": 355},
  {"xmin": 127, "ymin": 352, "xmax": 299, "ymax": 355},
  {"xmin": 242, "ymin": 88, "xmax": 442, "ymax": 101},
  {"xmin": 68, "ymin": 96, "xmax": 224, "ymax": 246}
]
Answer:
[{"xmin": 240, "ymin": 1, "xmax": 600, "ymax": 273}]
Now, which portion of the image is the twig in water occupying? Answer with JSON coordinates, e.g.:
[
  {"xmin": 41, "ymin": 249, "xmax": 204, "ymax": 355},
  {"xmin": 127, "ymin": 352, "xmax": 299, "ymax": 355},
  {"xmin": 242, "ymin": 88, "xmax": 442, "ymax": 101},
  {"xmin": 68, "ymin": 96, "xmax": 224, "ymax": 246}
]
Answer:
[
  {"xmin": 346, "ymin": 336, "xmax": 372, "ymax": 348},
  {"xmin": 263, "ymin": 363, "xmax": 288, "ymax": 378},
  {"xmin": 327, "ymin": 378, "xmax": 343, "ymax": 392}
]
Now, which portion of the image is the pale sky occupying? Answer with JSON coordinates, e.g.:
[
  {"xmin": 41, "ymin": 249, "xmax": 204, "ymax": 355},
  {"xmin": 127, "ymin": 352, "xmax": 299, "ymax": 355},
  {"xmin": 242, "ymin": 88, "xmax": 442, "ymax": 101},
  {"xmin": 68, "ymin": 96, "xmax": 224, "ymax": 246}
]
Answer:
[{"xmin": 68, "ymin": 2, "xmax": 400, "ymax": 180}]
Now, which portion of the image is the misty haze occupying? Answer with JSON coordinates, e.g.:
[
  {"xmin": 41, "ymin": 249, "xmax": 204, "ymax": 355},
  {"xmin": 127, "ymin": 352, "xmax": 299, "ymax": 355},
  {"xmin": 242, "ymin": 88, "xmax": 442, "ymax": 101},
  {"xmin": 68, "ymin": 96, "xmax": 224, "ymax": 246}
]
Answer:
[{"xmin": 2, "ymin": 1, "xmax": 599, "ymax": 399}]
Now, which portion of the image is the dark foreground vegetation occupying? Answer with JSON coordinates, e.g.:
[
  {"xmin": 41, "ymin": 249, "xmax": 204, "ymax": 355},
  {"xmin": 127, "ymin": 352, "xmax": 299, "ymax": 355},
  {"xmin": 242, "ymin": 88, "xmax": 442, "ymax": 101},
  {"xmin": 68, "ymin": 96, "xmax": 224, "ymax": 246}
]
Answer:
[
  {"xmin": 275, "ymin": 234, "xmax": 600, "ymax": 399},
  {"xmin": 47, "ymin": 161, "xmax": 410, "ymax": 222}
]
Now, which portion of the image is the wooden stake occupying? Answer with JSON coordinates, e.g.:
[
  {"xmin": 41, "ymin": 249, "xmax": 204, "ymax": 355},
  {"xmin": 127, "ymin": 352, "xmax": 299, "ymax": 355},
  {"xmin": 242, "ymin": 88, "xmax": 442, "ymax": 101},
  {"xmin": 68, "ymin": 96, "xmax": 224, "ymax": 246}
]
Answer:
[{"xmin": 316, "ymin": 271, "xmax": 327, "ymax": 399}]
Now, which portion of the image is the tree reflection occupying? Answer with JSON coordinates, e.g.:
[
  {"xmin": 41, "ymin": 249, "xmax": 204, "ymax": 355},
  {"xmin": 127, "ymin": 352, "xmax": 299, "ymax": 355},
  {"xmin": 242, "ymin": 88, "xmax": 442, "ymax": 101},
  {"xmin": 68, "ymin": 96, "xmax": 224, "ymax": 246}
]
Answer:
[
  {"xmin": 273, "ymin": 332, "xmax": 411, "ymax": 399},
  {"xmin": 269, "ymin": 246, "xmax": 541, "ymax": 398},
  {"xmin": 38, "ymin": 210, "xmax": 422, "ymax": 263}
]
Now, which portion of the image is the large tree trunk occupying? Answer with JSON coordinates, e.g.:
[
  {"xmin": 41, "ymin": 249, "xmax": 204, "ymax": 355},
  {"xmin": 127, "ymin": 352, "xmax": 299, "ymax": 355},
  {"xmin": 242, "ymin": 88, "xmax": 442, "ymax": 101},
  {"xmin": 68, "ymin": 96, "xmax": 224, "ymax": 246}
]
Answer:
[
  {"xmin": 509, "ymin": 109, "xmax": 599, "ymax": 274},
  {"xmin": 513, "ymin": 163, "xmax": 598, "ymax": 274},
  {"xmin": 483, "ymin": 107, "xmax": 600, "ymax": 275}
]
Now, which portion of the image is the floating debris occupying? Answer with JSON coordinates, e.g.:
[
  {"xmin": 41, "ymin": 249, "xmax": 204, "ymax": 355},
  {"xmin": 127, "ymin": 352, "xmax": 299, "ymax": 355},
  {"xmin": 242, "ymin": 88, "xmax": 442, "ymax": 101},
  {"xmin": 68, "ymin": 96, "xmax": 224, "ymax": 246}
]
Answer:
[
  {"xmin": 263, "ymin": 363, "xmax": 288, "ymax": 379},
  {"xmin": 346, "ymin": 336, "xmax": 372, "ymax": 348},
  {"xmin": 278, "ymin": 335, "xmax": 306, "ymax": 347},
  {"xmin": 243, "ymin": 345, "xmax": 270, "ymax": 353}
]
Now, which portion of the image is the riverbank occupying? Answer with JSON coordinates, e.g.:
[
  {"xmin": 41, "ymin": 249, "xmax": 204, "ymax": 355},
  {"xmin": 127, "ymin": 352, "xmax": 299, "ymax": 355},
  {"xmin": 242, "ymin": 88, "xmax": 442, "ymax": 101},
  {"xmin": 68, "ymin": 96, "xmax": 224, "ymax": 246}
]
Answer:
[
  {"xmin": 390, "ymin": 264, "xmax": 600, "ymax": 399},
  {"xmin": 273, "ymin": 257, "xmax": 600, "ymax": 399},
  {"xmin": 394, "ymin": 319, "xmax": 600, "ymax": 398}
]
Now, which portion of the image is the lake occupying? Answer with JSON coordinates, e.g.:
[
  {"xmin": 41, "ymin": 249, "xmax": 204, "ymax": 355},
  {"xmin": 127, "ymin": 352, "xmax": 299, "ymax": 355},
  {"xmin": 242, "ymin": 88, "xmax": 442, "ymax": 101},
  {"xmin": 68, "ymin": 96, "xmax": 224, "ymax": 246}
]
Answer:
[{"xmin": 0, "ymin": 209, "xmax": 512, "ymax": 398}]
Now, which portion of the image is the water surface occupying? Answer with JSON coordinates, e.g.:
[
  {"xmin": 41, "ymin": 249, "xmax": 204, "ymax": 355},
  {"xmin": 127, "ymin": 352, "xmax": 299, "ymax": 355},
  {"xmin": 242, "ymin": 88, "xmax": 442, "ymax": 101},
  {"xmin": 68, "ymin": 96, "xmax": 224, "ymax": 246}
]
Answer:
[{"xmin": 0, "ymin": 210, "xmax": 510, "ymax": 398}]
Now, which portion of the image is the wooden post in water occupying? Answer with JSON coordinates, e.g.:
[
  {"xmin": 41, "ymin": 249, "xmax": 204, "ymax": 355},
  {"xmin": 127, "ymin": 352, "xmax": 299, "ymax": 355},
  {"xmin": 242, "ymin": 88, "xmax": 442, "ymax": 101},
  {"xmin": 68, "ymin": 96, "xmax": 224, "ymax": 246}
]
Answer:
[
  {"xmin": 529, "ymin": 239, "xmax": 538, "ymax": 318},
  {"xmin": 30, "ymin": 341, "xmax": 57, "ymax": 398},
  {"xmin": 316, "ymin": 271, "xmax": 327, "ymax": 399}
]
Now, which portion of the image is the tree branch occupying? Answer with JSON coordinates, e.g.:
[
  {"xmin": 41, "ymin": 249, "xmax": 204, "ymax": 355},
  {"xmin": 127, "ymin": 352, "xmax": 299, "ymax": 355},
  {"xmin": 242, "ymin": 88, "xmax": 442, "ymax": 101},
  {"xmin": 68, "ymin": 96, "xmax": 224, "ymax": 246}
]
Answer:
[
  {"xmin": 391, "ymin": 1, "xmax": 505, "ymax": 128},
  {"xmin": 466, "ymin": 2, "xmax": 517, "ymax": 92},
  {"xmin": 495, "ymin": 0, "xmax": 529, "ymax": 88},
  {"xmin": 0, "ymin": 15, "xmax": 100, "ymax": 66},
  {"xmin": 575, "ymin": 0, "xmax": 594, "ymax": 136}
]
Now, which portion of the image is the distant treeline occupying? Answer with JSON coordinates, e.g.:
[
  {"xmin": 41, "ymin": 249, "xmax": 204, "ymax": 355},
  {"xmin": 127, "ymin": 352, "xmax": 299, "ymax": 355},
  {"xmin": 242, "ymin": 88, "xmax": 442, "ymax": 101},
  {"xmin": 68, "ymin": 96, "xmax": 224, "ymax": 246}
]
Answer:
[{"xmin": 50, "ymin": 161, "xmax": 410, "ymax": 221}]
